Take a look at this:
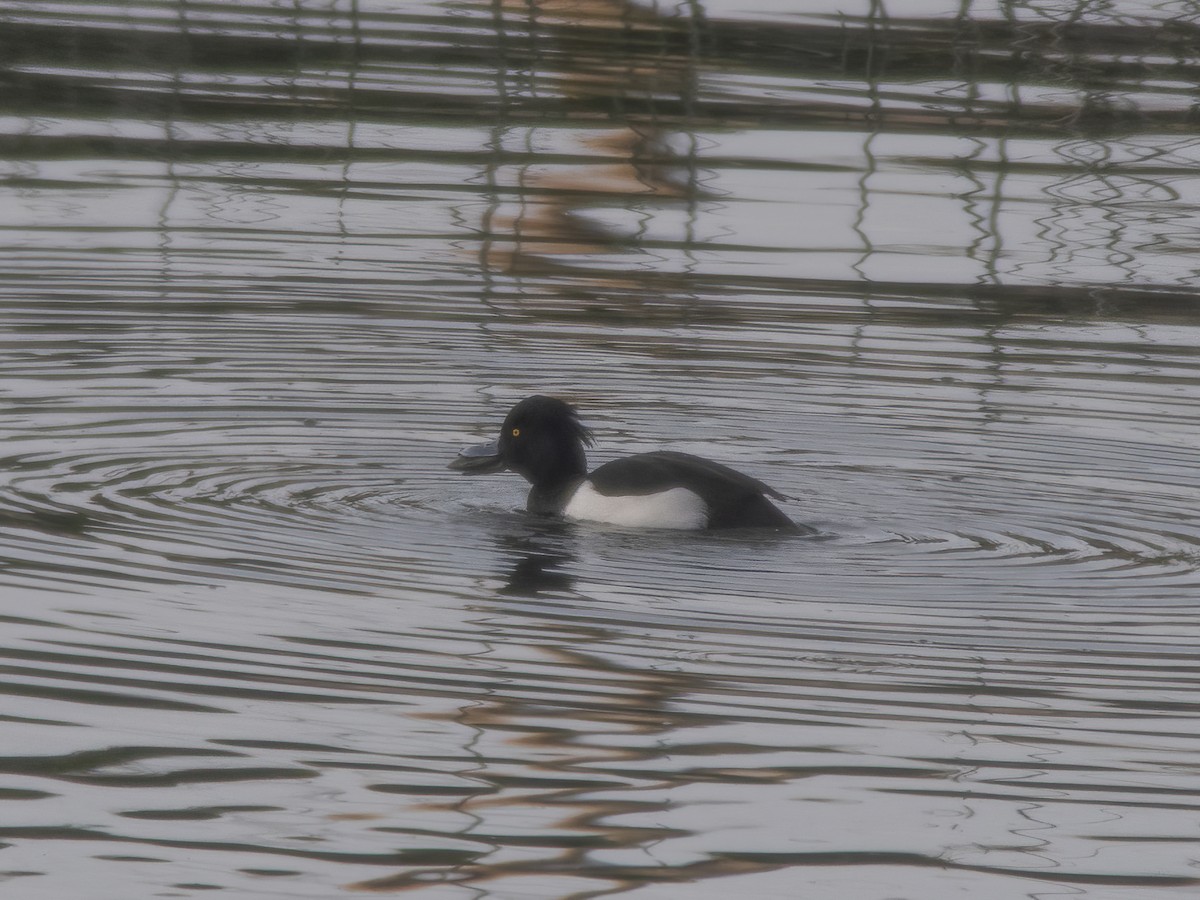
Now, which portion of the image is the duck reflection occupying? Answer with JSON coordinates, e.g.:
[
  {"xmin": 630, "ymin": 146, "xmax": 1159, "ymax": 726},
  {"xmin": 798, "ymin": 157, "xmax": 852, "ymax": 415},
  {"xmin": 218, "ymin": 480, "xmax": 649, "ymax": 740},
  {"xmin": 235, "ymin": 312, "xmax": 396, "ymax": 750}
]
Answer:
[
  {"xmin": 494, "ymin": 528, "xmax": 578, "ymax": 598},
  {"xmin": 347, "ymin": 528, "xmax": 799, "ymax": 895},
  {"xmin": 499, "ymin": 549, "xmax": 575, "ymax": 597}
]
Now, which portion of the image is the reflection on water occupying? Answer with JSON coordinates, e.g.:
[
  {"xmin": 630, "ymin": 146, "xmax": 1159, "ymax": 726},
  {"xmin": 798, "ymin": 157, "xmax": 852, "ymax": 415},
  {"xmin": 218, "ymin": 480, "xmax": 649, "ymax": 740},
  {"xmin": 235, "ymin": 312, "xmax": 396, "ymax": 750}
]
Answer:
[{"xmin": 3, "ymin": 0, "xmax": 1200, "ymax": 897}]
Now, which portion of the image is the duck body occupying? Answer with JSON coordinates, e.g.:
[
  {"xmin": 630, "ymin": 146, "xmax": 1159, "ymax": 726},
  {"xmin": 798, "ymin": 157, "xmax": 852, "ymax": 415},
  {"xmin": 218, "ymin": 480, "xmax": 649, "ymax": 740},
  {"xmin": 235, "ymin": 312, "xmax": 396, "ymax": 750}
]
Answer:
[{"xmin": 451, "ymin": 396, "xmax": 800, "ymax": 532}]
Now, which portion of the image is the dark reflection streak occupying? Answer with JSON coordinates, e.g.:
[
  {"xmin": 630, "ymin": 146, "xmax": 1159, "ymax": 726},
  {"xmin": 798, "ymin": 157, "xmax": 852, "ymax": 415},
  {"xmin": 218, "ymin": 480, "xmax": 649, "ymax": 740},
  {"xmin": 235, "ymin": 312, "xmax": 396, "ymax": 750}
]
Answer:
[
  {"xmin": 949, "ymin": 2, "xmax": 999, "ymax": 288},
  {"xmin": 444, "ymin": 637, "xmax": 503, "ymax": 891},
  {"xmin": 676, "ymin": 131, "xmax": 710, "ymax": 297},
  {"xmin": 628, "ymin": 151, "xmax": 656, "ymax": 273},
  {"xmin": 0, "ymin": 825, "xmax": 446, "ymax": 868},
  {"xmin": 984, "ymin": 137, "xmax": 1009, "ymax": 286},
  {"xmin": 1000, "ymin": 2, "xmax": 1029, "ymax": 121},
  {"xmin": 522, "ymin": 0, "xmax": 541, "ymax": 103},
  {"xmin": 1012, "ymin": 801, "xmax": 1056, "ymax": 871},
  {"xmin": 476, "ymin": 0, "xmax": 510, "ymax": 309},
  {"xmin": 626, "ymin": 1, "xmax": 663, "ymax": 272},
  {"xmin": 679, "ymin": 2, "xmax": 704, "ymax": 282},
  {"xmin": 335, "ymin": 0, "xmax": 362, "ymax": 255},
  {"xmin": 957, "ymin": 139, "xmax": 993, "ymax": 287},
  {"xmin": 155, "ymin": 2, "xmax": 189, "ymax": 301},
  {"xmin": 849, "ymin": 0, "xmax": 886, "ymax": 286},
  {"xmin": 288, "ymin": 1, "xmax": 305, "ymax": 114},
  {"xmin": 508, "ymin": 2, "xmax": 542, "ymax": 304},
  {"xmin": 1047, "ymin": 142, "xmax": 1093, "ymax": 286},
  {"xmin": 1096, "ymin": 153, "xmax": 1139, "ymax": 287},
  {"xmin": 976, "ymin": 293, "xmax": 1007, "ymax": 429},
  {"xmin": 951, "ymin": 0, "xmax": 978, "ymax": 119},
  {"xmin": 974, "ymin": 669, "xmax": 1060, "ymax": 868},
  {"xmin": 848, "ymin": 136, "xmax": 878, "ymax": 287},
  {"xmin": 508, "ymin": 2, "xmax": 537, "ymax": 287},
  {"xmin": 847, "ymin": 16, "xmax": 881, "ymax": 380},
  {"xmin": 682, "ymin": 1, "xmax": 705, "ymax": 124}
]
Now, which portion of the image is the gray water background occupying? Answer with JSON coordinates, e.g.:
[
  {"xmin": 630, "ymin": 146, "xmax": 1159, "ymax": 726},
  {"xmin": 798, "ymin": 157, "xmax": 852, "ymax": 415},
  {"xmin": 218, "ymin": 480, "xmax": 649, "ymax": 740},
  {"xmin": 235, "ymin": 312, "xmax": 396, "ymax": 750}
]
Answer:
[{"xmin": 2, "ymin": 0, "xmax": 1200, "ymax": 897}]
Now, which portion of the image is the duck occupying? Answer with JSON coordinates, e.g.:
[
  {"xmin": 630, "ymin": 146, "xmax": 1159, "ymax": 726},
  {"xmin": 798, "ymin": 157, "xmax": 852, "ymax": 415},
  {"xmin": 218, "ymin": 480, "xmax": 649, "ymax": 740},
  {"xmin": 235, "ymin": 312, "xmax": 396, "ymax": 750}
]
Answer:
[{"xmin": 450, "ymin": 395, "xmax": 801, "ymax": 531}]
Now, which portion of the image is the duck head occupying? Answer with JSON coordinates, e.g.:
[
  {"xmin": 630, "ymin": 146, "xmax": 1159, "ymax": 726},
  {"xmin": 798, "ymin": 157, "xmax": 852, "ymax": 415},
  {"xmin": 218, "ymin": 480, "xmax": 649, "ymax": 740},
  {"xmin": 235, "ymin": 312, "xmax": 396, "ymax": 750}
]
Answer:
[{"xmin": 450, "ymin": 395, "xmax": 594, "ymax": 489}]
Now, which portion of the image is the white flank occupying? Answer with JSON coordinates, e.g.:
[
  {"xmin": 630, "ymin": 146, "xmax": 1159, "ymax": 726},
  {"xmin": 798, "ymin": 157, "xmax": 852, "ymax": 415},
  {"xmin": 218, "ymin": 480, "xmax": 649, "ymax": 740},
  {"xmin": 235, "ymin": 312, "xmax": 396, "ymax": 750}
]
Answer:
[{"xmin": 564, "ymin": 482, "xmax": 708, "ymax": 530}]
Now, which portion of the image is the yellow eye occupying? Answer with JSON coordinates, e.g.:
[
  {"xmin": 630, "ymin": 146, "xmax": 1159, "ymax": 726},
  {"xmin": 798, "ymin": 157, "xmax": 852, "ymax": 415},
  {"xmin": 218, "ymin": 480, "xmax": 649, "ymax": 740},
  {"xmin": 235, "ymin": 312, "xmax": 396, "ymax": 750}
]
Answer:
[{"xmin": 511, "ymin": 428, "xmax": 520, "ymax": 437}]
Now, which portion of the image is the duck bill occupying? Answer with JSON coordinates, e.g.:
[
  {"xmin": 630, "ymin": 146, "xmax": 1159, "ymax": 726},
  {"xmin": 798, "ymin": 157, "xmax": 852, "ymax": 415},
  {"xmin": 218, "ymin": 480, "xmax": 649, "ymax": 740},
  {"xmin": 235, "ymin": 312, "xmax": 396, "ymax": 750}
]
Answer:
[{"xmin": 449, "ymin": 439, "xmax": 507, "ymax": 474}]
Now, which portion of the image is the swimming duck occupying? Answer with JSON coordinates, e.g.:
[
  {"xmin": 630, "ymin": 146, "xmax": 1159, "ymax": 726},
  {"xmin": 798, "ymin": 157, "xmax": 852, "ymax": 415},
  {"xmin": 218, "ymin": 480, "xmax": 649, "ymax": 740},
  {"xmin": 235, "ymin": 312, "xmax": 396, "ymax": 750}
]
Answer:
[{"xmin": 450, "ymin": 396, "xmax": 799, "ymax": 530}]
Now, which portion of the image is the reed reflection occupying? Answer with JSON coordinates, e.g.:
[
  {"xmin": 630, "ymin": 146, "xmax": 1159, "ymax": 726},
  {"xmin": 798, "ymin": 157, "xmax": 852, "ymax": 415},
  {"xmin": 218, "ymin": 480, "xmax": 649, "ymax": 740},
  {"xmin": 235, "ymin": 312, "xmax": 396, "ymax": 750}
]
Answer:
[
  {"xmin": 464, "ymin": 0, "xmax": 1200, "ymax": 290},
  {"xmin": 3, "ymin": 0, "xmax": 1194, "ymax": 290}
]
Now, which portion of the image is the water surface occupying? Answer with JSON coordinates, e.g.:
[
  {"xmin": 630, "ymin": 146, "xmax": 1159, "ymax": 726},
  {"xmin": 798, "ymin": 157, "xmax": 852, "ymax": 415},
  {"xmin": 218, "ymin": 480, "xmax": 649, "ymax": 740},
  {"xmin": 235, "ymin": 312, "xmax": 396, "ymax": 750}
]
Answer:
[{"xmin": 2, "ymin": 0, "xmax": 1200, "ymax": 897}]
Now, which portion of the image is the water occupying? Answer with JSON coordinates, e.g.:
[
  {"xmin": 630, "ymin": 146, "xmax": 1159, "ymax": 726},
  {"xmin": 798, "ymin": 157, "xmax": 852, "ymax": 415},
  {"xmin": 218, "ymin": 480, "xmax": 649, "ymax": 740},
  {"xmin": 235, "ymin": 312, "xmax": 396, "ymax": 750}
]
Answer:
[{"xmin": 2, "ymin": 0, "xmax": 1200, "ymax": 897}]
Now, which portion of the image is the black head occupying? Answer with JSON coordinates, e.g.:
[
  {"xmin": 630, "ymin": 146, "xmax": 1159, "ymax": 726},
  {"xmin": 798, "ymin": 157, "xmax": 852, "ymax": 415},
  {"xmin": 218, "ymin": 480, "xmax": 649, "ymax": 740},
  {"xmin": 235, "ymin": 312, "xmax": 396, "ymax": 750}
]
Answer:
[{"xmin": 450, "ymin": 396, "xmax": 594, "ymax": 489}]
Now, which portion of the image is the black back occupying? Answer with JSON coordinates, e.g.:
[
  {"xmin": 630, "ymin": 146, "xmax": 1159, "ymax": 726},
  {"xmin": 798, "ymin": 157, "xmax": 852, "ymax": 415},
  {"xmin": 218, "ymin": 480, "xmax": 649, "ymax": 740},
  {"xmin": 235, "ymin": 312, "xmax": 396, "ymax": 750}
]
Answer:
[{"xmin": 588, "ymin": 451, "xmax": 797, "ymax": 530}]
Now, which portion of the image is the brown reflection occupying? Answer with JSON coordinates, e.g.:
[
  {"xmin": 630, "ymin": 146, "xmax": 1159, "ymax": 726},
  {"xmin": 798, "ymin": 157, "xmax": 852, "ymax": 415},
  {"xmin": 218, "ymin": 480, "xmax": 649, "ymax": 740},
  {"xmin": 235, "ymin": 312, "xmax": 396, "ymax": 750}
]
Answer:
[
  {"xmin": 3, "ymin": 0, "xmax": 1195, "ymax": 293},
  {"xmin": 464, "ymin": 0, "xmax": 1200, "ymax": 293},
  {"xmin": 344, "ymin": 526, "xmax": 789, "ymax": 894},
  {"xmin": 478, "ymin": 0, "xmax": 707, "ymax": 283},
  {"xmin": 346, "ymin": 635, "xmax": 793, "ymax": 895}
]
